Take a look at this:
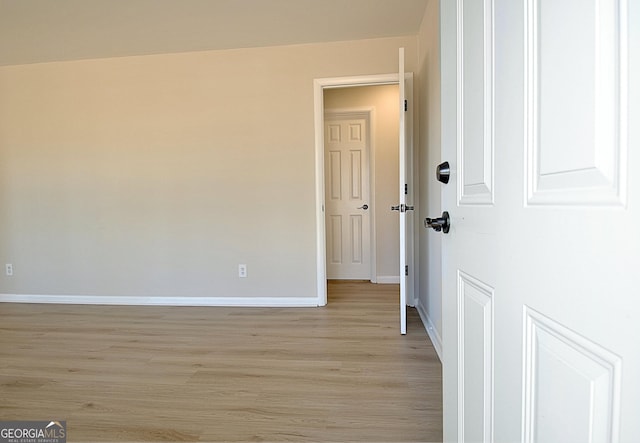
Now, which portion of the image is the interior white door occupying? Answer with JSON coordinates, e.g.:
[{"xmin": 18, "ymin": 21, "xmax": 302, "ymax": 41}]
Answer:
[
  {"xmin": 397, "ymin": 47, "xmax": 413, "ymax": 335},
  {"xmin": 440, "ymin": 0, "xmax": 639, "ymax": 442},
  {"xmin": 324, "ymin": 115, "xmax": 371, "ymax": 280}
]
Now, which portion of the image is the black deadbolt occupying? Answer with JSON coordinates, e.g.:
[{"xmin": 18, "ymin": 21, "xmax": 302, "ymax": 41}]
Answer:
[{"xmin": 436, "ymin": 161, "xmax": 450, "ymax": 184}]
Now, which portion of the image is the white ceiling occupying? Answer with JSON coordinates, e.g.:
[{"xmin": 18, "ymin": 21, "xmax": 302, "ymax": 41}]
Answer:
[{"xmin": 0, "ymin": 0, "xmax": 428, "ymax": 66}]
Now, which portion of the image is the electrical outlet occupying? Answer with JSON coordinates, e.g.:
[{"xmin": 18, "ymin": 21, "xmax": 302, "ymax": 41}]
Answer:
[
  {"xmin": 238, "ymin": 264, "xmax": 247, "ymax": 278},
  {"xmin": 5, "ymin": 264, "xmax": 13, "ymax": 276}
]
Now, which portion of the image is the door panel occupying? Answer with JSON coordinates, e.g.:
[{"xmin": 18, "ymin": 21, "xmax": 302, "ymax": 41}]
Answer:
[
  {"xmin": 350, "ymin": 149, "xmax": 363, "ymax": 199},
  {"xmin": 329, "ymin": 215, "xmax": 342, "ymax": 264},
  {"xmin": 441, "ymin": 0, "xmax": 639, "ymax": 441},
  {"xmin": 328, "ymin": 149, "xmax": 342, "ymax": 200},
  {"xmin": 522, "ymin": 307, "xmax": 621, "ymax": 443},
  {"xmin": 350, "ymin": 215, "xmax": 363, "ymax": 263},
  {"xmin": 458, "ymin": 272, "xmax": 494, "ymax": 443},
  {"xmin": 325, "ymin": 116, "xmax": 371, "ymax": 279},
  {"xmin": 525, "ymin": 0, "xmax": 626, "ymax": 206},
  {"xmin": 459, "ymin": 0, "xmax": 494, "ymax": 206}
]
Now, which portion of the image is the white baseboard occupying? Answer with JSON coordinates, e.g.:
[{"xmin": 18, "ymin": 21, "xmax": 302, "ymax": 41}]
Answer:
[
  {"xmin": 376, "ymin": 276, "xmax": 400, "ymax": 284},
  {"xmin": 417, "ymin": 303, "xmax": 443, "ymax": 362},
  {"xmin": 0, "ymin": 294, "xmax": 319, "ymax": 307}
]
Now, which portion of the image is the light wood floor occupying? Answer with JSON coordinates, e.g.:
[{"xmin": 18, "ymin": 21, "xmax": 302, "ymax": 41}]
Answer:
[{"xmin": 0, "ymin": 281, "xmax": 442, "ymax": 442}]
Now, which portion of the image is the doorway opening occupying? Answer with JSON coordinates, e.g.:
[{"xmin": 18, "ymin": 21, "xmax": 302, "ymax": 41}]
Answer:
[
  {"xmin": 314, "ymin": 74, "xmax": 409, "ymax": 307},
  {"xmin": 323, "ymin": 85, "xmax": 400, "ymax": 286}
]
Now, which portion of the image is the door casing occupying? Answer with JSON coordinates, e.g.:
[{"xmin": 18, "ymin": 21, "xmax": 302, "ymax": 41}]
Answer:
[{"xmin": 313, "ymin": 73, "xmax": 415, "ymax": 307}]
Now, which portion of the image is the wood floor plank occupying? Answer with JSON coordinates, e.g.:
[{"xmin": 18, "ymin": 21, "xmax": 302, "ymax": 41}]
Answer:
[{"xmin": 0, "ymin": 281, "xmax": 442, "ymax": 442}]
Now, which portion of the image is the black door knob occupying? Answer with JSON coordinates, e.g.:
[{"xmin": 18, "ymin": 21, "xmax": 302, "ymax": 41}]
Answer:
[{"xmin": 424, "ymin": 211, "xmax": 450, "ymax": 234}]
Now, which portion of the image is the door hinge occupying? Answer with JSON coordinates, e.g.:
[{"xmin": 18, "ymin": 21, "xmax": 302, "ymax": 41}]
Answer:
[
  {"xmin": 404, "ymin": 183, "xmax": 408, "ymax": 195},
  {"xmin": 405, "ymin": 265, "xmax": 409, "ymax": 276},
  {"xmin": 404, "ymin": 100, "xmax": 408, "ymax": 112}
]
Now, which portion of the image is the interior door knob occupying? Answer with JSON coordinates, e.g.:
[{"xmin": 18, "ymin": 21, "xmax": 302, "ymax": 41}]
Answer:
[
  {"xmin": 357, "ymin": 204, "xmax": 369, "ymax": 210},
  {"xmin": 424, "ymin": 211, "xmax": 450, "ymax": 234},
  {"xmin": 391, "ymin": 204, "xmax": 414, "ymax": 212}
]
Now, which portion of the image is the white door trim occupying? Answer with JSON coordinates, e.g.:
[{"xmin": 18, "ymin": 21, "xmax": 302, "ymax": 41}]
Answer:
[
  {"xmin": 314, "ymin": 73, "xmax": 408, "ymax": 306},
  {"xmin": 324, "ymin": 108, "xmax": 377, "ymax": 283}
]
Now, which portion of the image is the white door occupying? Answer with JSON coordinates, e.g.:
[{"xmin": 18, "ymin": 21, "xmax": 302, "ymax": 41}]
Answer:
[
  {"xmin": 440, "ymin": 0, "xmax": 639, "ymax": 442},
  {"xmin": 324, "ymin": 115, "xmax": 371, "ymax": 280},
  {"xmin": 397, "ymin": 47, "xmax": 415, "ymax": 335}
]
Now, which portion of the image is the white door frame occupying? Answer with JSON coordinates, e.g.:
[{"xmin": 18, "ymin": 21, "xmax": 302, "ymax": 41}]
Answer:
[
  {"xmin": 313, "ymin": 73, "xmax": 412, "ymax": 306},
  {"xmin": 324, "ymin": 108, "xmax": 376, "ymax": 282}
]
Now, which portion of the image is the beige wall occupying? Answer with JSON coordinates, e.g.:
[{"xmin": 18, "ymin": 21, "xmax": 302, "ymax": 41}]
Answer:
[
  {"xmin": 0, "ymin": 36, "xmax": 417, "ymax": 299},
  {"xmin": 323, "ymin": 85, "xmax": 400, "ymax": 281},
  {"xmin": 416, "ymin": 0, "xmax": 443, "ymax": 350}
]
